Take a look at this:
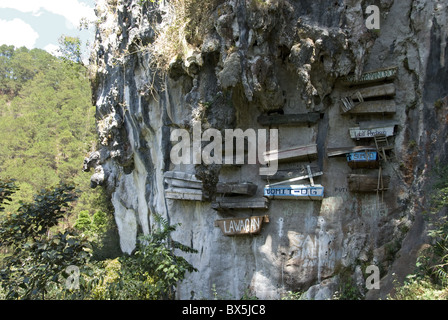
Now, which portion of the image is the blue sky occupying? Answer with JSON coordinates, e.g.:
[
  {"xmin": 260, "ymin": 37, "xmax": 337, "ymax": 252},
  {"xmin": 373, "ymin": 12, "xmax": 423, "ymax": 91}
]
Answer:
[{"xmin": 0, "ymin": 0, "xmax": 96, "ymax": 60}]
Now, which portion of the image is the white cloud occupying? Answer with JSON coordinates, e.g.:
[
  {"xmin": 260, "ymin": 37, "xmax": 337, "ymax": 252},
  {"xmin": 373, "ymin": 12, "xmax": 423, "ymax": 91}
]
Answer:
[
  {"xmin": 44, "ymin": 43, "xmax": 61, "ymax": 56},
  {"xmin": 0, "ymin": 18, "xmax": 39, "ymax": 48},
  {"xmin": 0, "ymin": 0, "xmax": 96, "ymax": 29}
]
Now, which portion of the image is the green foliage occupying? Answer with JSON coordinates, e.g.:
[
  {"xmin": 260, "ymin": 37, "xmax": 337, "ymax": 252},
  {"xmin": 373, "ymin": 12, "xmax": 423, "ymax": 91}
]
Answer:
[
  {"xmin": 0, "ymin": 179, "xmax": 19, "ymax": 212},
  {"xmin": 0, "ymin": 183, "xmax": 92, "ymax": 299},
  {"xmin": 58, "ymin": 36, "xmax": 82, "ymax": 64},
  {"xmin": 0, "ymin": 45, "xmax": 53, "ymax": 97},
  {"xmin": 74, "ymin": 210, "xmax": 93, "ymax": 232},
  {"xmin": 0, "ymin": 46, "xmax": 100, "ymax": 217},
  {"xmin": 390, "ymin": 163, "xmax": 448, "ymax": 299},
  {"xmin": 104, "ymin": 213, "xmax": 198, "ymax": 300}
]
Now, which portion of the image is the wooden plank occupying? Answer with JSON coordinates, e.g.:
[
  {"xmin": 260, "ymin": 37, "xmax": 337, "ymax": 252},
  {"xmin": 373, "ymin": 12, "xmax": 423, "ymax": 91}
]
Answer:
[
  {"xmin": 216, "ymin": 182, "xmax": 257, "ymax": 196},
  {"xmin": 340, "ymin": 66, "xmax": 398, "ymax": 85},
  {"xmin": 264, "ymin": 184, "xmax": 324, "ymax": 200},
  {"xmin": 349, "ymin": 126, "xmax": 395, "ymax": 139},
  {"xmin": 165, "ymin": 178, "xmax": 203, "ymax": 189},
  {"xmin": 214, "ymin": 215, "xmax": 269, "ymax": 236},
  {"xmin": 164, "ymin": 171, "xmax": 203, "ymax": 189},
  {"xmin": 266, "ymin": 167, "xmax": 323, "ymax": 187},
  {"xmin": 260, "ymin": 166, "xmax": 319, "ymax": 180},
  {"xmin": 263, "ymin": 144, "xmax": 317, "ymax": 163},
  {"xmin": 345, "ymin": 83, "xmax": 395, "ymax": 100},
  {"xmin": 212, "ymin": 197, "xmax": 269, "ymax": 211},
  {"xmin": 348, "ymin": 174, "xmax": 390, "ymax": 193},
  {"xmin": 345, "ymin": 100, "xmax": 396, "ymax": 114},
  {"xmin": 257, "ymin": 112, "xmax": 320, "ymax": 126},
  {"xmin": 165, "ymin": 187, "xmax": 204, "ymax": 201},
  {"xmin": 346, "ymin": 151, "xmax": 379, "ymax": 169},
  {"xmin": 327, "ymin": 146, "xmax": 376, "ymax": 157}
]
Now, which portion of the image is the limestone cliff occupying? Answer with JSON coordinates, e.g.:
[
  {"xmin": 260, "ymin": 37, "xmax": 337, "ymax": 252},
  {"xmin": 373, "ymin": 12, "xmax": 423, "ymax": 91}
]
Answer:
[{"xmin": 86, "ymin": 0, "xmax": 448, "ymax": 299}]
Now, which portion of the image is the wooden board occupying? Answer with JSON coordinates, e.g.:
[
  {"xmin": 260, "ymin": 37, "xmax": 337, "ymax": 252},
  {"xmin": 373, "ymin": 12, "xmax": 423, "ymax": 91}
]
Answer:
[
  {"xmin": 165, "ymin": 187, "xmax": 204, "ymax": 201},
  {"xmin": 340, "ymin": 66, "xmax": 398, "ymax": 85},
  {"xmin": 264, "ymin": 184, "xmax": 324, "ymax": 200},
  {"xmin": 348, "ymin": 174, "xmax": 390, "ymax": 193},
  {"xmin": 346, "ymin": 83, "xmax": 396, "ymax": 100},
  {"xmin": 216, "ymin": 182, "xmax": 257, "ymax": 196},
  {"xmin": 263, "ymin": 144, "xmax": 318, "ymax": 163},
  {"xmin": 344, "ymin": 100, "xmax": 396, "ymax": 114},
  {"xmin": 214, "ymin": 215, "xmax": 269, "ymax": 236},
  {"xmin": 212, "ymin": 197, "xmax": 269, "ymax": 211},
  {"xmin": 257, "ymin": 112, "xmax": 320, "ymax": 126},
  {"xmin": 164, "ymin": 171, "xmax": 203, "ymax": 189}
]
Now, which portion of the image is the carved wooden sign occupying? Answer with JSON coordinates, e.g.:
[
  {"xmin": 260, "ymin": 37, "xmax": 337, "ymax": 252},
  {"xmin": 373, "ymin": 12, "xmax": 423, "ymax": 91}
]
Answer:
[{"xmin": 214, "ymin": 215, "xmax": 269, "ymax": 236}]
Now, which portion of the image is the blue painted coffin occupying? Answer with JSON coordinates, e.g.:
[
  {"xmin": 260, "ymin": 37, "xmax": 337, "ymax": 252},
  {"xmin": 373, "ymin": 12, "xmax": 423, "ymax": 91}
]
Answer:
[
  {"xmin": 264, "ymin": 185, "xmax": 324, "ymax": 200},
  {"xmin": 346, "ymin": 150, "xmax": 379, "ymax": 169}
]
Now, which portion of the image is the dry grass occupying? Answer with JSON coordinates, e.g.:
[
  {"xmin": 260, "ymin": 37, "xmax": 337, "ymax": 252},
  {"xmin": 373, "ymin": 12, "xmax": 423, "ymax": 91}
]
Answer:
[{"xmin": 146, "ymin": 0, "xmax": 222, "ymax": 71}]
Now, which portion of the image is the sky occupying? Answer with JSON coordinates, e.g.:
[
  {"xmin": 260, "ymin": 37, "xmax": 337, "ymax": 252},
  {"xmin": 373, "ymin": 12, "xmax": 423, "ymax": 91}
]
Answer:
[{"xmin": 0, "ymin": 0, "xmax": 96, "ymax": 60}]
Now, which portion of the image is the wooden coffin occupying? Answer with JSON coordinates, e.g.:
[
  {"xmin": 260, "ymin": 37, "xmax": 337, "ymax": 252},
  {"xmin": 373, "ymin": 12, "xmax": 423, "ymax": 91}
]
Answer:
[
  {"xmin": 165, "ymin": 187, "xmax": 204, "ymax": 201},
  {"xmin": 259, "ymin": 166, "xmax": 320, "ymax": 180},
  {"xmin": 348, "ymin": 174, "xmax": 390, "ymax": 193},
  {"xmin": 164, "ymin": 171, "xmax": 202, "ymax": 189},
  {"xmin": 346, "ymin": 150, "xmax": 379, "ymax": 169},
  {"xmin": 216, "ymin": 182, "xmax": 257, "ymax": 196},
  {"xmin": 340, "ymin": 66, "xmax": 398, "ymax": 85},
  {"xmin": 327, "ymin": 146, "xmax": 376, "ymax": 157},
  {"xmin": 257, "ymin": 112, "xmax": 320, "ymax": 126},
  {"xmin": 214, "ymin": 215, "xmax": 269, "ymax": 236},
  {"xmin": 212, "ymin": 197, "xmax": 269, "ymax": 211},
  {"xmin": 344, "ymin": 100, "xmax": 397, "ymax": 115},
  {"xmin": 264, "ymin": 184, "xmax": 324, "ymax": 200},
  {"xmin": 263, "ymin": 144, "xmax": 318, "ymax": 163},
  {"xmin": 345, "ymin": 83, "xmax": 396, "ymax": 101}
]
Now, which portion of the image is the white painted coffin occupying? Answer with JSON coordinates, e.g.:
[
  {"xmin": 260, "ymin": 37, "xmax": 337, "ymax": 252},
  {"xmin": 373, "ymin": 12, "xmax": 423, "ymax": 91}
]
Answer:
[{"xmin": 264, "ymin": 184, "xmax": 324, "ymax": 200}]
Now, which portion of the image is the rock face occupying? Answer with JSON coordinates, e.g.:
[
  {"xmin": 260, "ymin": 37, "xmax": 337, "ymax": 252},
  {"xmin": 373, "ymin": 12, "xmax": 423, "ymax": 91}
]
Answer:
[{"xmin": 88, "ymin": 0, "xmax": 448, "ymax": 299}]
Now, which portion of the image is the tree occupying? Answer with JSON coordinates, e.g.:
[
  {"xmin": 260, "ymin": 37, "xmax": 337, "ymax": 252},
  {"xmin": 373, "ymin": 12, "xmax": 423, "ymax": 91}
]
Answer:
[
  {"xmin": 109, "ymin": 213, "xmax": 198, "ymax": 299},
  {"xmin": 0, "ymin": 46, "xmax": 99, "ymax": 214},
  {"xmin": 0, "ymin": 183, "xmax": 92, "ymax": 299},
  {"xmin": 0, "ymin": 179, "xmax": 19, "ymax": 212},
  {"xmin": 58, "ymin": 35, "xmax": 82, "ymax": 64}
]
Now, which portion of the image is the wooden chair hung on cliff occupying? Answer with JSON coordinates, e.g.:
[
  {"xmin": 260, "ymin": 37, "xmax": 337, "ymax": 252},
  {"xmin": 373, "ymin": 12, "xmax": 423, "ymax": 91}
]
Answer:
[{"xmin": 374, "ymin": 134, "xmax": 393, "ymax": 161}]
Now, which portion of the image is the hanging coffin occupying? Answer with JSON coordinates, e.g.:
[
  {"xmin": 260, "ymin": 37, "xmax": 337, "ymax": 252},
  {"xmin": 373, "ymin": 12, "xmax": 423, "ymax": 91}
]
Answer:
[
  {"xmin": 164, "ymin": 171, "xmax": 203, "ymax": 189},
  {"xmin": 340, "ymin": 66, "xmax": 398, "ymax": 86},
  {"xmin": 216, "ymin": 182, "xmax": 257, "ymax": 196},
  {"xmin": 214, "ymin": 215, "xmax": 270, "ymax": 236},
  {"xmin": 264, "ymin": 184, "xmax": 324, "ymax": 200},
  {"xmin": 164, "ymin": 187, "xmax": 205, "ymax": 201},
  {"xmin": 263, "ymin": 144, "xmax": 318, "ymax": 163},
  {"xmin": 212, "ymin": 197, "xmax": 269, "ymax": 211},
  {"xmin": 348, "ymin": 174, "xmax": 390, "ymax": 193},
  {"xmin": 346, "ymin": 149, "xmax": 379, "ymax": 169},
  {"xmin": 164, "ymin": 171, "xmax": 206, "ymax": 201}
]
